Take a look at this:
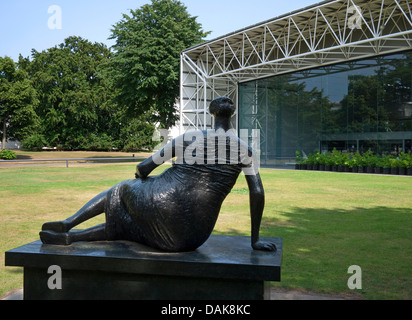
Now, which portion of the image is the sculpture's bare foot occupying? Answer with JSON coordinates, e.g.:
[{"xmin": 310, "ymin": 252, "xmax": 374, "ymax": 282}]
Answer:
[
  {"xmin": 40, "ymin": 230, "xmax": 72, "ymax": 246},
  {"xmin": 42, "ymin": 221, "xmax": 70, "ymax": 233}
]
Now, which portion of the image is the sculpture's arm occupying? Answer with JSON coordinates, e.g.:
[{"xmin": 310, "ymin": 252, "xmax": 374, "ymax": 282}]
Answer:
[
  {"xmin": 245, "ymin": 172, "xmax": 277, "ymax": 252},
  {"xmin": 136, "ymin": 140, "xmax": 176, "ymax": 179},
  {"xmin": 135, "ymin": 156, "xmax": 159, "ymax": 179}
]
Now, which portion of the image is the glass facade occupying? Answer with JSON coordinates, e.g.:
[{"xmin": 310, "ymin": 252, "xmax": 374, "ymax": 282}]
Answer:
[{"xmin": 239, "ymin": 50, "xmax": 412, "ymax": 167}]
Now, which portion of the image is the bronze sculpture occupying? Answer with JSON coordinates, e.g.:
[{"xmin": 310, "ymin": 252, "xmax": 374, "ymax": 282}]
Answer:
[{"xmin": 40, "ymin": 97, "xmax": 276, "ymax": 253}]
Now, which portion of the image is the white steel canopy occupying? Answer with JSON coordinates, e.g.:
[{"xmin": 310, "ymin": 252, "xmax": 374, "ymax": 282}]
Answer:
[{"xmin": 180, "ymin": 0, "xmax": 412, "ymax": 134}]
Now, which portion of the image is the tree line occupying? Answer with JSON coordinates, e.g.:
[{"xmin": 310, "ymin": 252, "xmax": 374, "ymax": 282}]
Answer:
[{"xmin": 0, "ymin": 0, "xmax": 209, "ymax": 152}]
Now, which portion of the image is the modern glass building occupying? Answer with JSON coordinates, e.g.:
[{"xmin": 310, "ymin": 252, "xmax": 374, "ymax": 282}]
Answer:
[
  {"xmin": 180, "ymin": 0, "xmax": 412, "ymax": 166},
  {"xmin": 239, "ymin": 51, "xmax": 412, "ymax": 165}
]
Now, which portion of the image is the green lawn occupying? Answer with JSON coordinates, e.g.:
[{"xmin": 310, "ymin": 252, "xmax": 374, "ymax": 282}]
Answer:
[{"xmin": 1, "ymin": 163, "xmax": 412, "ymax": 299}]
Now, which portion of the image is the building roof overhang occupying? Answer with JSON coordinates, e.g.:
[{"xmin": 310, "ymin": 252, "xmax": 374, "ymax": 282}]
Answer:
[{"xmin": 182, "ymin": 0, "xmax": 412, "ymax": 84}]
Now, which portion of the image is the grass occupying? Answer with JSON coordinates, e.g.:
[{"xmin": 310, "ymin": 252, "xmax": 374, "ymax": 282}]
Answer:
[
  {"xmin": 1, "ymin": 159, "xmax": 412, "ymax": 299},
  {"xmin": 215, "ymin": 171, "xmax": 412, "ymax": 300}
]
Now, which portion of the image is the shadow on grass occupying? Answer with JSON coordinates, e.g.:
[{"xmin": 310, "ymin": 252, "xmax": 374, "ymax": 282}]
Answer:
[
  {"xmin": 216, "ymin": 206, "xmax": 412, "ymax": 299},
  {"xmin": 16, "ymin": 155, "xmax": 32, "ymax": 160}
]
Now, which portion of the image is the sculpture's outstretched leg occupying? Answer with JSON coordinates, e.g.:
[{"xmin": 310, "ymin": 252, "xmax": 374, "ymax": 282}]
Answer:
[
  {"xmin": 42, "ymin": 190, "xmax": 109, "ymax": 233},
  {"xmin": 40, "ymin": 224, "xmax": 107, "ymax": 245}
]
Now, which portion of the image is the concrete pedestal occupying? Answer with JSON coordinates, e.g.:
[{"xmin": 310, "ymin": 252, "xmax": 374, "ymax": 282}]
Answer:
[{"xmin": 5, "ymin": 235, "xmax": 282, "ymax": 300}]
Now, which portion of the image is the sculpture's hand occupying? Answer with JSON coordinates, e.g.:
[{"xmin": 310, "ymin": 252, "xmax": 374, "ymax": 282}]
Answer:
[{"xmin": 252, "ymin": 241, "xmax": 277, "ymax": 252}]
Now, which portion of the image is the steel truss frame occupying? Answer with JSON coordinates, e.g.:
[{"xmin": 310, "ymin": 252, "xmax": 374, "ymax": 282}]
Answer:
[{"xmin": 180, "ymin": 0, "xmax": 412, "ymax": 134}]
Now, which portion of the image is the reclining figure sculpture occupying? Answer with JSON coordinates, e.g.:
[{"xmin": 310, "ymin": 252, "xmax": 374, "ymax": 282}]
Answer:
[{"xmin": 40, "ymin": 97, "xmax": 277, "ymax": 253}]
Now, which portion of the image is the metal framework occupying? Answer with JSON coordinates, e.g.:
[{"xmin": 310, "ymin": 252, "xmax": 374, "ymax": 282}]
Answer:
[{"xmin": 180, "ymin": 0, "xmax": 412, "ymax": 134}]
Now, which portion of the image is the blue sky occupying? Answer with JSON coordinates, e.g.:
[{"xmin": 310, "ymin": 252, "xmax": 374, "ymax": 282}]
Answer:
[{"xmin": 0, "ymin": 0, "xmax": 316, "ymax": 61}]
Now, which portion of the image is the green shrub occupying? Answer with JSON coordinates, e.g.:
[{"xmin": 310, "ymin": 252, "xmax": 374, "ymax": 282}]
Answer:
[
  {"xmin": 85, "ymin": 134, "xmax": 113, "ymax": 152},
  {"xmin": 317, "ymin": 152, "xmax": 327, "ymax": 166},
  {"xmin": 389, "ymin": 158, "xmax": 400, "ymax": 168},
  {"xmin": 380, "ymin": 154, "xmax": 392, "ymax": 169},
  {"xmin": 331, "ymin": 148, "xmax": 345, "ymax": 166},
  {"xmin": 363, "ymin": 150, "xmax": 378, "ymax": 167},
  {"xmin": 306, "ymin": 152, "xmax": 316, "ymax": 166},
  {"xmin": 374, "ymin": 156, "xmax": 385, "ymax": 168},
  {"xmin": 0, "ymin": 149, "xmax": 17, "ymax": 160},
  {"xmin": 313, "ymin": 150, "xmax": 324, "ymax": 166},
  {"xmin": 295, "ymin": 151, "xmax": 303, "ymax": 165},
  {"xmin": 348, "ymin": 151, "xmax": 362, "ymax": 168},
  {"xmin": 21, "ymin": 134, "xmax": 47, "ymax": 151},
  {"xmin": 324, "ymin": 151, "xmax": 334, "ymax": 166},
  {"xmin": 295, "ymin": 149, "xmax": 412, "ymax": 171},
  {"xmin": 399, "ymin": 152, "xmax": 412, "ymax": 168}
]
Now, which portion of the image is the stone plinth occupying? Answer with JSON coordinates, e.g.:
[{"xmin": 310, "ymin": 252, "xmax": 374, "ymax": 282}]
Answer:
[{"xmin": 5, "ymin": 235, "xmax": 282, "ymax": 300}]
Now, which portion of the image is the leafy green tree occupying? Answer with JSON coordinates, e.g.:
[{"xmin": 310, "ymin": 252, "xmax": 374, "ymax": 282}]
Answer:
[
  {"xmin": 29, "ymin": 36, "xmax": 116, "ymax": 150},
  {"xmin": 0, "ymin": 56, "xmax": 39, "ymax": 149},
  {"xmin": 107, "ymin": 0, "xmax": 210, "ymax": 129},
  {"xmin": 120, "ymin": 116, "xmax": 157, "ymax": 152}
]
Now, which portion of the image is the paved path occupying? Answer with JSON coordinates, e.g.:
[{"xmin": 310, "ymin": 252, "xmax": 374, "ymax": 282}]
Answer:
[{"xmin": 1, "ymin": 289, "xmax": 23, "ymax": 300}]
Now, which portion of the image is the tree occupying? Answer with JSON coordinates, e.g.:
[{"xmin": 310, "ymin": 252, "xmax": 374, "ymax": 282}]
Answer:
[
  {"xmin": 0, "ymin": 56, "xmax": 39, "ymax": 149},
  {"xmin": 29, "ymin": 37, "xmax": 116, "ymax": 150},
  {"xmin": 107, "ymin": 0, "xmax": 210, "ymax": 129}
]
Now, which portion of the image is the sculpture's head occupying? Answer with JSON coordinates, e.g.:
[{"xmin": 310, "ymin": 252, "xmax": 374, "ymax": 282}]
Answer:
[{"xmin": 209, "ymin": 97, "xmax": 235, "ymax": 118}]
